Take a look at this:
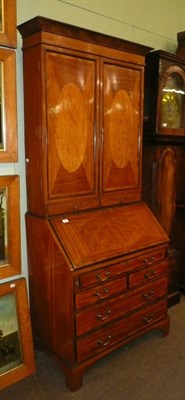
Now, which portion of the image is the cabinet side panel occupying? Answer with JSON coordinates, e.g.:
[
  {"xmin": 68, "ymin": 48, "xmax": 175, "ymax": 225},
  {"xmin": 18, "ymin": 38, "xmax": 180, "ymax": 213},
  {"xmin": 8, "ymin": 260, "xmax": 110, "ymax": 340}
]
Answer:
[
  {"xmin": 26, "ymin": 214, "xmax": 75, "ymax": 364},
  {"xmin": 23, "ymin": 46, "xmax": 46, "ymax": 215}
]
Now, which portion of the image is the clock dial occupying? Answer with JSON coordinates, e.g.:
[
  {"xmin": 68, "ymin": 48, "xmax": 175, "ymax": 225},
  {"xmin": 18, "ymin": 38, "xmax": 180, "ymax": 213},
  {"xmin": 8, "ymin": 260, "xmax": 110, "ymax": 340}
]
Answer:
[
  {"xmin": 144, "ymin": 50, "xmax": 185, "ymax": 138},
  {"xmin": 161, "ymin": 72, "xmax": 184, "ymax": 129},
  {"xmin": 161, "ymin": 92, "xmax": 181, "ymax": 128}
]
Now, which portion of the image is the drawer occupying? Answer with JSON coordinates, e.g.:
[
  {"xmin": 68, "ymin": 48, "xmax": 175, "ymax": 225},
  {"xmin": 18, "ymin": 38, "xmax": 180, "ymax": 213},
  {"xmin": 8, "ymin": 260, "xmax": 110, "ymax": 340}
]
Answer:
[
  {"xmin": 77, "ymin": 247, "xmax": 166, "ymax": 289},
  {"xmin": 76, "ymin": 277, "xmax": 168, "ymax": 335},
  {"xmin": 78, "ymin": 263, "xmax": 126, "ymax": 289},
  {"xmin": 125, "ymin": 248, "xmax": 166, "ymax": 272},
  {"xmin": 129, "ymin": 260, "xmax": 168, "ymax": 288},
  {"xmin": 75, "ymin": 276, "xmax": 127, "ymax": 309},
  {"xmin": 77, "ymin": 299, "xmax": 167, "ymax": 362}
]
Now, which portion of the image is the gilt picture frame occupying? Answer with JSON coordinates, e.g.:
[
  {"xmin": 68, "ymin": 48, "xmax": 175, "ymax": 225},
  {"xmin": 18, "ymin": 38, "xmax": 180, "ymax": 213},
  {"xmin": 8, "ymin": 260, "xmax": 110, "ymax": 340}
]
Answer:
[
  {"xmin": 0, "ymin": 278, "xmax": 35, "ymax": 390},
  {"xmin": 0, "ymin": 175, "xmax": 21, "ymax": 279},
  {"xmin": 0, "ymin": 48, "xmax": 17, "ymax": 162},
  {"xmin": 0, "ymin": 0, "xmax": 17, "ymax": 48}
]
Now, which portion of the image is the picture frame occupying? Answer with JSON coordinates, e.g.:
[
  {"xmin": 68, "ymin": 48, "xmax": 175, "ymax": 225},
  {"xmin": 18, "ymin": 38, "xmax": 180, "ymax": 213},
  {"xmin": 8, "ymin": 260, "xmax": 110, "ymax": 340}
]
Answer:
[
  {"xmin": 0, "ymin": 48, "xmax": 17, "ymax": 162},
  {"xmin": 0, "ymin": 0, "xmax": 17, "ymax": 48},
  {"xmin": 0, "ymin": 278, "xmax": 35, "ymax": 390},
  {"xmin": 0, "ymin": 175, "xmax": 21, "ymax": 279}
]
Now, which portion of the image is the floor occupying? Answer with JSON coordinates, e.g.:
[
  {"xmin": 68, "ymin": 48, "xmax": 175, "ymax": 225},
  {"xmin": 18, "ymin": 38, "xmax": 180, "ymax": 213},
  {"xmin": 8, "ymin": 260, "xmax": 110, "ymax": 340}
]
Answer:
[{"xmin": 0, "ymin": 294, "xmax": 185, "ymax": 400}]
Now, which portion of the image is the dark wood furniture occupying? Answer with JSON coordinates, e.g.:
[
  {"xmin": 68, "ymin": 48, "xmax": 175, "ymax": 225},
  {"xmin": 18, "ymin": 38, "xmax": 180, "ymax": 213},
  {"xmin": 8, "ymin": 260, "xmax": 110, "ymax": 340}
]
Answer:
[
  {"xmin": 172, "ymin": 34, "xmax": 185, "ymax": 293},
  {"xmin": 143, "ymin": 50, "xmax": 185, "ymax": 305},
  {"xmin": 18, "ymin": 17, "xmax": 169, "ymax": 391}
]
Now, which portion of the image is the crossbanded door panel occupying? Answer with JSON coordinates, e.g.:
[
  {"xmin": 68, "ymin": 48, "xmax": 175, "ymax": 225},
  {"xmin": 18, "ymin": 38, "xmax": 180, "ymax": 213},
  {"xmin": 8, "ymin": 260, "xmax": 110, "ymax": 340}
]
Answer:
[
  {"xmin": 100, "ymin": 59, "xmax": 143, "ymax": 206},
  {"xmin": 46, "ymin": 49, "xmax": 99, "ymax": 213}
]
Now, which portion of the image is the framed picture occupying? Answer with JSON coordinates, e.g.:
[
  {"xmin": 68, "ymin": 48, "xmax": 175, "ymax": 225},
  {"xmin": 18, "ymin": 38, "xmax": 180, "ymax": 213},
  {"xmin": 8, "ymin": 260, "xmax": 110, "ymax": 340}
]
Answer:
[
  {"xmin": 0, "ymin": 0, "xmax": 17, "ymax": 48},
  {"xmin": 0, "ymin": 175, "xmax": 21, "ymax": 279},
  {"xmin": 0, "ymin": 48, "xmax": 17, "ymax": 162},
  {"xmin": 0, "ymin": 278, "xmax": 35, "ymax": 390}
]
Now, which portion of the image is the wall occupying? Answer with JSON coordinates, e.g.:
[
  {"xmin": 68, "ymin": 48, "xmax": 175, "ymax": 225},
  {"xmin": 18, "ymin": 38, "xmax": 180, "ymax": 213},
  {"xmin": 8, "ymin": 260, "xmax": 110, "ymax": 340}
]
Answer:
[
  {"xmin": 17, "ymin": 0, "xmax": 185, "ymax": 51},
  {"xmin": 1, "ymin": 0, "xmax": 185, "ymax": 284}
]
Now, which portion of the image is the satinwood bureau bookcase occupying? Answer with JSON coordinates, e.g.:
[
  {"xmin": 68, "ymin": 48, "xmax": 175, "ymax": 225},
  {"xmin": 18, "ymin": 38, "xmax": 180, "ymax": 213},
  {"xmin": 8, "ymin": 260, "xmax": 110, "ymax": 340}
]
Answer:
[{"xmin": 18, "ymin": 17, "xmax": 170, "ymax": 391}]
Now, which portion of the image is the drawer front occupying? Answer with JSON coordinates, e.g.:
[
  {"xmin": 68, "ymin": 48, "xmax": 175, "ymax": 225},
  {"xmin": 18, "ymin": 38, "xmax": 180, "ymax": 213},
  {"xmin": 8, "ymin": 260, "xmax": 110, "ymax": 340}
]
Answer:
[
  {"xmin": 125, "ymin": 248, "xmax": 166, "ymax": 272},
  {"xmin": 76, "ymin": 277, "xmax": 168, "ymax": 335},
  {"xmin": 75, "ymin": 276, "xmax": 127, "ymax": 309},
  {"xmin": 78, "ymin": 247, "xmax": 166, "ymax": 289},
  {"xmin": 129, "ymin": 260, "xmax": 168, "ymax": 288},
  {"xmin": 78, "ymin": 264, "xmax": 126, "ymax": 289},
  {"xmin": 77, "ymin": 299, "xmax": 167, "ymax": 362}
]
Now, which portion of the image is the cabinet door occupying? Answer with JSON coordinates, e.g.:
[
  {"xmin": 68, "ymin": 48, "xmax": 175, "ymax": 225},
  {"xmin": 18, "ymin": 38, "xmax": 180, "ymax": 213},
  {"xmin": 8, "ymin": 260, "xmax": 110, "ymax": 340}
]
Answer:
[
  {"xmin": 100, "ymin": 59, "xmax": 143, "ymax": 206},
  {"xmin": 46, "ymin": 49, "xmax": 99, "ymax": 213}
]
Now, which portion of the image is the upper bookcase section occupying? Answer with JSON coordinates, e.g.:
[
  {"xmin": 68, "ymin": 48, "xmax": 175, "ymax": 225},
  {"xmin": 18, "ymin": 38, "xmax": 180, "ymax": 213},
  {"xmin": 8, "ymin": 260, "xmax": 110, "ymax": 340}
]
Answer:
[{"xmin": 18, "ymin": 17, "xmax": 152, "ymax": 216}]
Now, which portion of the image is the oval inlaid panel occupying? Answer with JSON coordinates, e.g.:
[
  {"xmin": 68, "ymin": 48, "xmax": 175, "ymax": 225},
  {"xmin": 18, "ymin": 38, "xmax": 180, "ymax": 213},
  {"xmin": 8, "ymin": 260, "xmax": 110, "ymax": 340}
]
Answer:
[
  {"xmin": 55, "ymin": 83, "xmax": 87, "ymax": 173},
  {"xmin": 109, "ymin": 90, "xmax": 134, "ymax": 168}
]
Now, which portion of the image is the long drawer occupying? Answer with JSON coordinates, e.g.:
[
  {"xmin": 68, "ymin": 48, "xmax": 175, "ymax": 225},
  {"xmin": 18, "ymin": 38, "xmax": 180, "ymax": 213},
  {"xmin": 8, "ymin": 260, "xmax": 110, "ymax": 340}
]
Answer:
[
  {"xmin": 77, "ymin": 299, "xmax": 167, "ymax": 362},
  {"xmin": 75, "ymin": 276, "xmax": 127, "ymax": 309},
  {"xmin": 76, "ymin": 277, "xmax": 167, "ymax": 335}
]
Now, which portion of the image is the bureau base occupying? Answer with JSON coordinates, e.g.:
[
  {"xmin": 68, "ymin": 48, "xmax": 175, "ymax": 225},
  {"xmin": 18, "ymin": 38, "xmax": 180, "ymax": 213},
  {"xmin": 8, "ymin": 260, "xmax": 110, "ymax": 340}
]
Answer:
[{"xmin": 26, "ymin": 207, "xmax": 170, "ymax": 392}]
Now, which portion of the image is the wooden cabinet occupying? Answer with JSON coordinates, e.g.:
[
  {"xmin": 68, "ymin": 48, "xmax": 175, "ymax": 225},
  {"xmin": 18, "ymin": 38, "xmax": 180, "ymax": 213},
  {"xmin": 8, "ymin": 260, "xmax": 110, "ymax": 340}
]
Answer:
[
  {"xmin": 19, "ymin": 18, "xmax": 145, "ymax": 216},
  {"xmin": 18, "ymin": 17, "xmax": 169, "ymax": 391}
]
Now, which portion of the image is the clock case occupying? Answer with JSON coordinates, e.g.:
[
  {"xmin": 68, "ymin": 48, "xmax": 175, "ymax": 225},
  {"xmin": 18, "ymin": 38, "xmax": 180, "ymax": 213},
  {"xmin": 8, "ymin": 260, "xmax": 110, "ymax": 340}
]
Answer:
[
  {"xmin": 143, "ymin": 50, "xmax": 185, "ymax": 306},
  {"xmin": 144, "ymin": 50, "xmax": 185, "ymax": 143}
]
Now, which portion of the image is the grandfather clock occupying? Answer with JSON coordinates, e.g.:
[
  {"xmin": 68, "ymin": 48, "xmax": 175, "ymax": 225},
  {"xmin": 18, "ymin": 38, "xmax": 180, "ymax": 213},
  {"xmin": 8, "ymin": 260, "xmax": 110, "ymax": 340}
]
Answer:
[
  {"xmin": 143, "ymin": 49, "xmax": 185, "ymax": 306},
  {"xmin": 170, "ymin": 32, "xmax": 185, "ymax": 294}
]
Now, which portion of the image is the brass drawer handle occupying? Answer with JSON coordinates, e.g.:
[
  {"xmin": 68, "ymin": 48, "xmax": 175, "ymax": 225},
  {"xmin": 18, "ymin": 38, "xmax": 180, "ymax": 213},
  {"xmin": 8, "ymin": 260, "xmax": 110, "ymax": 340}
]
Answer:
[
  {"xmin": 98, "ymin": 334, "xmax": 112, "ymax": 347},
  {"xmin": 96, "ymin": 270, "xmax": 110, "ymax": 282},
  {"xmin": 94, "ymin": 288, "xmax": 109, "ymax": 299},
  {"xmin": 143, "ymin": 313, "xmax": 155, "ymax": 324},
  {"xmin": 143, "ymin": 256, "xmax": 155, "ymax": 265},
  {"xmin": 96, "ymin": 309, "xmax": 111, "ymax": 321},
  {"xmin": 144, "ymin": 270, "xmax": 156, "ymax": 280},
  {"xmin": 143, "ymin": 290, "xmax": 155, "ymax": 300},
  {"xmin": 73, "ymin": 204, "xmax": 79, "ymax": 210}
]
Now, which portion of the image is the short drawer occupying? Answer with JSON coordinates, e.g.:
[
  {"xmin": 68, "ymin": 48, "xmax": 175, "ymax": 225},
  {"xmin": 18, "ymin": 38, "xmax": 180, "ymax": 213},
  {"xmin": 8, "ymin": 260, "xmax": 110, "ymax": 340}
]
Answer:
[
  {"xmin": 75, "ymin": 276, "xmax": 127, "ymax": 309},
  {"xmin": 125, "ymin": 247, "xmax": 166, "ymax": 272},
  {"xmin": 129, "ymin": 260, "xmax": 168, "ymax": 288},
  {"xmin": 78, "ymin": 263, "xmax": 126, "ymax": 289},
  {"xmin": 76, "ymin": 277, "xmax": 168, "ymax": 335},
  {"xmin": 77, "ymin": 299, "xmax": 167, "ymax": 362}
]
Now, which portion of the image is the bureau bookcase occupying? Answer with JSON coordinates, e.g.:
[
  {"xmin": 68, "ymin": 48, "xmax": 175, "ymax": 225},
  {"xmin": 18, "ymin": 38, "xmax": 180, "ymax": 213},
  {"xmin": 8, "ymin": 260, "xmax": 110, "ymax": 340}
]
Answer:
[{"xmin": 18, "ymin": 17, "xmax": 169, "ymax": 391}]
